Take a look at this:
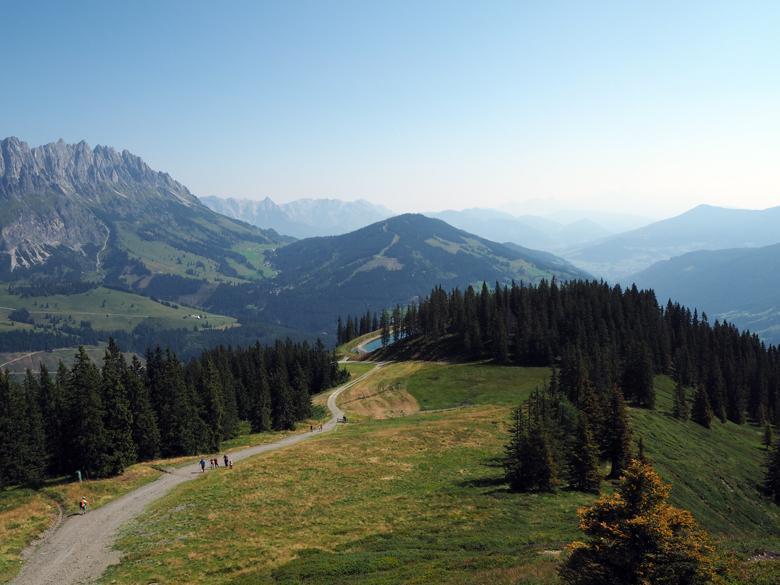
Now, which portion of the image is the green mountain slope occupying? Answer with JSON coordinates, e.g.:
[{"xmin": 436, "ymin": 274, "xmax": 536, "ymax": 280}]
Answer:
[
  {"xmin": 244, "ymin": 214, "xmax": 590, "ymax": 332},
  {"xmin": 631, "ymin": 243, "xmax": 780, "ymax": 344}
]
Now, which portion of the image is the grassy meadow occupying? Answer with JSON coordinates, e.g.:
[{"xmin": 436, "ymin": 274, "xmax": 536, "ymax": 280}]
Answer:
[
  {"xmin": 0, "ymin": 285, "xmax": 236, "ymax": 333},
  {"xmin": 98, "ymin": 361, "xmax": 780, "ymax": 584}
]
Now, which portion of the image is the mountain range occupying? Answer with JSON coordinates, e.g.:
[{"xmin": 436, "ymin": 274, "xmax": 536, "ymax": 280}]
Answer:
[
  {"xmin": 0, "ymin": 137, "xmax": 284, "ymax": 294},
  {"xmin": 0, "ymin": 138, "xmax": 587, "ymax": 342},
  {"xmin": 201, "ymin": 195, "xmax": 393, "ymax": 238},
  {"xmin": 567, "ymin": 204, "xmax": 780, "ymax": 280}
]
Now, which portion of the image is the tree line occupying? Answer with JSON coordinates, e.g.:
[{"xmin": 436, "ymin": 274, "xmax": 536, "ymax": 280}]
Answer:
[
  {"xmin": 0, "ymin": 337, "xmax": 346, "ymax": 487},
  {"xmin": 384, "ymin": 280, "xmax": 779, "ymax": 428}
]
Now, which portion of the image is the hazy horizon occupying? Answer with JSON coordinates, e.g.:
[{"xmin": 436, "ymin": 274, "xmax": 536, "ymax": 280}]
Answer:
[{"xmin": 3, "ymin": 1, "xmax": 779, "ymax": 217}]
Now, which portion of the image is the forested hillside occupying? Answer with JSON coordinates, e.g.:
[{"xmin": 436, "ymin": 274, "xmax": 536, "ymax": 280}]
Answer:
[{"xmin": 0, "ymin": 338, "xmax": 345, "ymax": 486}]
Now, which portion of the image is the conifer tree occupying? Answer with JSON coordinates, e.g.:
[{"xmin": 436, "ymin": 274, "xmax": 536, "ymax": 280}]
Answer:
[
  {"xmin": 291, "ymin": 363, "xmax": 312, "ymax": 420},
  {"xmin": 271, "ymin": 363, "xmax": 295, "ymax": 430},
  {"xmin": 125, "ymin": 356, "xmax": 160, "ymax": 460},
  {"xmin": 0, "ymin": 372, "xmax": 24, "ymax": 486},
  {"xmin": 101, "ymin": 339, "xmax": 136, "ymax": 474},
  {"xmin": 380, "ymin": 311, "xmax": 391, "ymax": 347},
  {"xmin": 605, "ymin": 385, "xmax": 632, "ymax": 479},
  {"xmin": 622, "ymin": 344, "xmax": 655, "ymax": 409},
  {"xmin": 692, "ymin": 384, "xmax": 713, "ymax": 429},
  {"xmin": 68, "ymin": 346, "xmax": 111, "ymax": 478},
  {"xmin": 766, "ymin": 438, "xmax": 780, "ymax": 504},
  {"xmin": 250, "ymin": 361, "xmax": 273, "ymax": 432},
  {"xmin": 493, "ymin": 311, "xmax": 509, "ymax": 364},
  {"xmin": 637, "ymin": 436, "xmax": 649, "ymax": 464},
  {"xmin": 672, "ymin": 379, "xmax": 689, "ymax": 421},
  {"xmin": 763, "ymin": 423, "xmax": 774, "ymax": 451},
  {"xmin": 560, "ymin": 460, "xmax": 714, "ymax": 584},
  {"xmin": 37, "ymin": 364, "xmax": 66, "ymax": 474},
  {"xmin": 567, "ymin": 413, "xmax": 601, "ymax": 493},
  {"xmin": 200, "ymin": 359, "xmax": 225, "ymax": 452},
  {"xmin": 504, "ymin": 406, "xmax": 557, "ymax": 492},
  {"xmin": 20, "ymin": 370, "xmax": 47, "ymax": 485}
]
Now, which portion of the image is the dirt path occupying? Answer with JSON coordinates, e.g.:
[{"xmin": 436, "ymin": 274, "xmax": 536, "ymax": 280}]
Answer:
[{"xmin": 12, "ymin": 366, "xmax": 380, "ymax": 585}]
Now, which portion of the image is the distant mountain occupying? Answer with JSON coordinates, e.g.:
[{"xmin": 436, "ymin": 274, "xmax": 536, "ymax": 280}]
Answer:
[
  {"xmin": 499, "ymin": 199, "xmax": 655, "ymax": 233},
  {"xmin": 233, "ymin": 214, "xmax": 591, "ymax": 332},
  {"xmin": 567, "ymin": 204, "xmax": 780, "ymax": 280},
  {"xmin": 201, "ymin": 195, "xmax": 393, "ymax": 238},
  {"xmin": 631, "ymin": 244, "xmax": 780, "ymax": 344},
  {"xmin": 425, "ymin": 208, "xmax": 611, "ymax": 252},
  {"xmin": 0, "ymin": 137, "xmax": 285, "ymax": 293}
]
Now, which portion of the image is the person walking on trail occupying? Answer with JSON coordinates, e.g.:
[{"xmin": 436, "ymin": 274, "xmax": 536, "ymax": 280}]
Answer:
[
  {"xmin": 79, "ymin": 496, "xmax": 88, "ymax": 515},
  {"xmin": 200, "ymin": 458, "xmax": 206, "ymax": 472},
  {"xmin": 223, "ymin": 454, "xmax": 229, "ymax": 468}
]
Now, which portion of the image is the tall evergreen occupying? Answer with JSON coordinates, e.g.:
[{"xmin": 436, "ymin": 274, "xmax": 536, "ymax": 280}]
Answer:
[
  {"xmin": 67, "ymin": 346, "xmax": 111, "ymax": 478},
  {"xmin": 271, "ymin": 363, "xmax": 295, "ymax": 430},
  {"xmin": 766, "ymin": 438, "xmax": 780, "ymax": 504},
  {"xmin": 692, "ymin": 384, "xmax": 713, "ymax": 429},
  {"xmin": 38, "ymin": 364, "xmax": 66, "ymax": 474},
  {"xmin": 605, "ymin": 385, "xmax": 632, "ymax": 479},
  {"xmin": 622, "ymin": 344, "xmax": 655, "ymax": 409},
  {"xmin": 764, "ymin": 423, "xmax": 774, "ymax": 451},
  {"xmin": 101, "ymin": 339, "xmax": 136, "ymax": 474},
  {"xmin": 199, "ymin": 359, "xmax": 225, "ymax": 451},
  {"xmin": 567, "ymin": 413, "xmax": 601, "ymax": 493},
  {"xmin": 672, "ymin": 379, "xmax": 689, "ymax": 421},
  {"xmin": 125, "ymin": 356, "xmax": 160, "ymax": 460},
  {"xmin": 291, "ymin": 363, "xmax": 312, "ymax": 420},
  {"xmin": 20, "ymin": 370, "xmax": 47, "ymax": 485}
]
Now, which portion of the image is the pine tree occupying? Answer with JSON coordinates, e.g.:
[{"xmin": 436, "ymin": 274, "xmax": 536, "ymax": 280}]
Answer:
[
  {"xmin": 20, "ymin": 370, "xmax": 47, "ymax": 485},
  {"xmin": 567, "ymin": 413, "xmax": 601, "ymax": 493},
  {"xmin": 605, "ymin": 385, "xmax": 632, "ymax": 479},
  {"xmin": 692, "ymin": 384, "xmax": 713, "ymax": 429},
  {"xmin": 125, "ymin": 356, "xmax": 160, "ymax": 460},
  {"xmin": 101, "ymin": 339, "xmax": 136, "ymax": 474},
  {"xmin": 622, "ymin": 344, "xmax": 655, "ymax": 409},
  {"xmin": 200, "ymin": 359, "xmax": 225, "ymax": 452},
  {"xmin": 0, "ymin": 372, "xmax": 24, "ymax": 486},
  {"xmin": 504, "ymin": 406, "xmax": 557, "ymax": 492},
  {"xmin": 560, "ymin": 460, "xmax": 714, "ymax": 584},
  {"xmin": 291, "ymin": 363, "xmax": 312, "ymax": 420},
  {"xmin": 766, "ymin": 438, "xmax": 780, "ymax": 505},
  {"xmin": 380, "ymin": 311, "xmax": 391, "ymax": 347},
  {"xmin": 763, "ymin": 423, "xmax": 774, "ymax": 451},
  {"xmin": 68, "ymin": 346, "xmax": 111, "ymax": 478},
  {"xmin": 251, "ymin": 362, "xmax": 273, "ymax": 432},
  {"xmin": 38, "ymin": 364, "xmax": 66, "ymax": 474},
  {"xmin": 493, "ymin": 311, "xmax": 509, "ymax": 364},
  {"xmin": 271, "ymin": 363, "xmax": 295, "ymax": 430},
  {"xmin": 672, "ymin": 379, "xmax": 689, "ymax": 421}
]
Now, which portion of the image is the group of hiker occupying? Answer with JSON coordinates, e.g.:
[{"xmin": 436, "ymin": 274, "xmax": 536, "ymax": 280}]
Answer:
[{"xmin": 199, "ymin": 454, "xmax": 233, "ymax": 472}]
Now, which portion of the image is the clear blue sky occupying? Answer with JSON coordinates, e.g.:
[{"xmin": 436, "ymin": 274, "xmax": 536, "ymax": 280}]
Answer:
[{"xmin": 1, "ymin": 0, "xmax": 778, "ymax": 216}]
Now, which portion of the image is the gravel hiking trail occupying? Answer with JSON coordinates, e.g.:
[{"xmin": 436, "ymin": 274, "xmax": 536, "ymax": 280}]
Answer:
[{"xmin": 12, "ymin": 366, "xmax": 381, "ymax": 585}]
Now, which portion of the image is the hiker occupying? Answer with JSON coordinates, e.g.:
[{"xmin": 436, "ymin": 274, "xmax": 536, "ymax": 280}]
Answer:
[
  {"xmin": 229, "ymin": 460, "xmax": 233, "ymax": 469},
  {"xmin": 214, "ymin": 457, "xmax": 219, "ymax": 468},
  {"xmin": 200, "ymin": 458, "xmax": 206, "ymax": 472},
  {"xmin": 79, "ymin": 496, "xmax": 88, "ymax": 514},
  {"xmin": 319, "ymin": 423, "xmax": 323, "ymax": 431},
  {"xmin": 223, "ymin": 454, "xmax": 229, "ymax": 467},
  {"xmin": 310, "ymin": 424, "xmax": 313, "ymax": 432}
]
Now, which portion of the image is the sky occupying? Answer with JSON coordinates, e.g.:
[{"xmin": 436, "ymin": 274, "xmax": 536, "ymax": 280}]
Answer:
[{"xmin": 1, "ymin": 0, "xmax": 779, "ymax": 217}]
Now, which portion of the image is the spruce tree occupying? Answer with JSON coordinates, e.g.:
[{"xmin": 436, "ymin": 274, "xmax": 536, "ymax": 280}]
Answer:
[
  {"xmin": 605, "ymin": 385, "xmax": 632, "ymax": 479},
  {"xmin": 291, "ymin": 363, "xmax": 312, "ymax": 420},
  {"xmin": 622, "ymin": 344, "xmax": 655, "ymax": 409},
  {"xmin": 504, "ymin": 406, "xmax": 557, "ymax": 492},
  {"xmin": 200, "ymin": 359, "xmax": 225, "ymax": 452},
  {"xmin": 0, "ymin": 373, "xmax": 25, "ymax": 486},
  {"xmin": 692, "ymin": 384, "xmax": 713, "ymax": 429},
  {"xmin": 380, "ymin": 311, "xmax": 391, "ymax": 347},
  {"xmin": 766, "ymin": 438, "xmax": 780, "ymax": 505},
  {"xmin": 567, "ymin": 413, "xmax": 601, "ymax": 493},
  {"xmin": 271, "ymin": 363, "xmax": 295, "ymax": 430},
  {"xmin": 101, "ymin": 339, "xmax": 136, "ymax": 474},
  {"xmin": 38, "ymin": 364, "xmax": 66, "ymax": 474},
  {"xmin": 672, "ymin": 379, "xmax": 689, "ymax": 421},
  {"xmin": 763, "ymin": 423, "xmax": 774, "ymax": 451},
  {"xmin": 250, "ymin": 361, "xmax": 273, "ymax": 432},
  {"xmin": 20, "ymin": 370, "xmax": 47, "ymax": 485},
  {"xmin": 68, "ymin": 346, "xmax": 111, "ymax": 478},
  {"xmin": 125, "ymin": 356, "xmax": 160, "ymax": 460}
]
